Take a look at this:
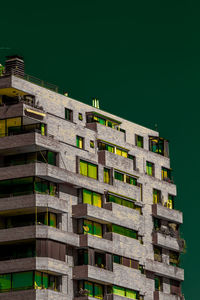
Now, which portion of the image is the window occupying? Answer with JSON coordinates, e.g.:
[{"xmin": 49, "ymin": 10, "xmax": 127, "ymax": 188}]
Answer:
[
  {"xmin": 76, "ymin": 136, "xmax": 84, "ymax": 149},
  {"xmin": 107, "ymin": 193, "xmax": 141, "ymax": 213},
  {"xmin": 169, "ymin": 251, "xmax": 179, "ymax": 266},
  {"xmin": 95, "ymin": 252, "xmax": 106, "ymax": 268},
  {"xmin": 82, "ymin": 189, "xmax": 102, "ymax": 207},
  {"xmin": 135, "ymin": 135, "xmax": 143, "ymax": 148},
  {"xmin": 65, "ymin": 108, "xmax": 73, "ymax": 121},
  {"xmin": 86, "ymin": 113, "xmax": 121, "ymax": 131},
  {"xmin": 78, "ymin": 113, "xmax": 83, "ymax": 121},
  {"xmin": 78, "ymin": 249, "xmax": 88, "ymax": 265},
  {"xmin": 80, "ymin": 160, "xmax": 98, "ymax": 180},
  {"xmin": 104, "ymin": 168, "xmax": 111, "ymax": 184},
  {"xmin": 78, "ymin": 281, "xmax": 103, "ymax": 299},
  {"xmin": 149, "ymin": 136, "xmax": 169, "ymax": 157},
  {"xmin": 113, "ymin": 285, "xmax": 139, "ymax": 299},
  {"xmin": 114, "ymin": 171, "xmax": 137, "ymax": 186},
  {"xmin": 80, "ymin": 219, "xmax": 102, "ymax": 238},
  {"xmin": 44, "ymin": 212, "xmax": 57, "ymax": 228},
  {"xmin": 146, "ymin": 161, "xmax": 154, "ymax": 176},
  {"xmin": 167, "ymin": 194, "xmax": 174, "ymax": 209},
  {"xmin": 107, "ymin": 224, "xmax": 138, "ymax": 240},
  {"xmin": 98, "ymin": 141, "xmax": 128, "ymax": 158},
  {"xmin": 161, "ymin": 167, "xmax": 171, "ymax": 181},
  {"xmin": 153, "ymin": 189, "xmax": 161, "ymax": 204},
  {"xmin": 154, "ymin": 276, "xmax": 162, "ymax": 291},
  {"xmin": 90, "ymin": 140, "xmax": 94, "ymax": 148},
  {"xmin": 153, "ymin": 218, "xmax": 161, "ymax": 231},
  {"xmin": 154, "ymin": 247, "xmax": 162, "ymax": 262},
  {"xmin": 0, "ymin": 271, "xmax": 59, "ymax": 293}
]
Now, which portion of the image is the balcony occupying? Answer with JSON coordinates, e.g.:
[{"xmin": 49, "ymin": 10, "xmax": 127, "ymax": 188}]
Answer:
[
  {"xmin": 98, "ymin": 150, "xmax": 134, "ymax": 174},
  {"xmin": 145, "ymin": 259, "xmax": 184, "ymax": 281},
  {"xmin": 86, "ymin": 122, "xmax": 125, "ymax": 145},
  {"xmin": 0, "ymin": 225, "xmax": 79, "ymax": 247},
  {"xmin": 72, "ymin": 203, "xmax": 143, "ymax": 234},
  {"xmin": 0, "ymin": 131, "xmax": 59, "ymax": 155},
  {"xmin": 0, "ymin": 289, "xmax": 67, "ymax": 300},
  {"xmin": 73, "ymin": 265, "xmax": 114, "ymax": 284},
  {"xmin": 154, "ymin": 291, "xmax": 184, "ymax": 300},
  {"xmin": 152, "ymin": 204, "xmax": 183, "ymax": 224},
  {"xmin": 152, "ymin": 232, "xmax": 184, "ymax": 252},
  {"xmin": 0, "ymin": 162, "xmax": 66, "ymax": 183},
  {"xmin": 0, "ymin": 193, "xmax": 68, "ymax": 214},
  {"xmin": 0, "ymin": 257, "xmax": 67, "ymax": 275}
]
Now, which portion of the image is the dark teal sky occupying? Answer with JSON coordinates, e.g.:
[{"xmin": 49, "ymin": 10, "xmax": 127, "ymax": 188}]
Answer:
[{"xmin": 0, "ymin": 0, "xmax": 198, "ymax": 298}]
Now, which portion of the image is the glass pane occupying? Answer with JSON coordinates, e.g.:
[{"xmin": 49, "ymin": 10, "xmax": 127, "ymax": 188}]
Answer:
[
  {"xmin": 49, "ymin": 183, "xmax": 56, "ymax": 196},
  {"xmin": 83, "ymin": 220, "xmax": 93, "ymax": 235},
  {"xmin": 41, "ymin": 123, "xmax": 45, "ymax": 136},
  {"xmin": 115, "ymin": 148, "xmax": 122, "ymax": 156},
  {"xmin": 88, "ymin": 163, "xmax": 97, "ymax": 179},
  {"xmin": 114, "ymin": 172, "xmax": 124, "ymax": 181},
  {"xmin": 84, "ymin": 281, "xmax": 93, "ymax": 297},
  {"xmin": 113, "ymin": 285, "xmax": 125, "ymax": 297},
  {"xmin": 104, "ymin": 168, "xmax": 110, "ymax": 184},
  {"xmin": 99, "ymin": 118, "xmax": 106, "ymax": 125},
  {"xmin": 80, "ymin": 160, "xmax": 88, "ymax": 176},
  {"xmin": 113, "ymin": 255, "xmax": 121, "ymax": 264},
  {"xmin": 48, "ymin": 152, "xmax": 56, "ymax": 165},
  {"xmin": 93, "ymin": 192, "xmax": 102, "ymax": 207},
  {"xmin": 43, "ymin": 273, "xmax": 48, "ymax": 289},
  {"xmin": 50, "ymin": 213, "xmax": 57, "ymax": 227},
  {"xmin": 12, "ymin": 271, "xmax": 33, "ymax": 290},
  {"xmin": 7, "ymin": 117, "xmax": 21, "ymax": 128},
  {"xmin": 0, "ymin": 274, "xmax": 11, "ymax": 292},
  {"xmin": 126, "ymin": 289, "xmax": 137, "ymax": 299},
  {"xmin": 0, "ymin": 120, "xmax": 6, "ymax": 137},
  {"xmin": 94, "ymin": 284, "xmax": 103, "ymax": 299},
  {"xmin": 93, "ymin": 222, "xmax": 102, "ymax": 237},
  {"xmin": 83, "ymin": 189, "xmax": 92, "ymax": 205},
  {"xmin": 121, "ymin": 151, "xmax": 128, "ymax": 158},
  {"xmin": 34, "ymin": 271, "xmax": 42, "ymax": 289},
  {"xmin": 107, "ymin": 145, "xmax": 114, "ymax": 153}
]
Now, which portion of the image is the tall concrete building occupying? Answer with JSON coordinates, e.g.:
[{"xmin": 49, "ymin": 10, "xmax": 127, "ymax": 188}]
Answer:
[{"xmin": 0, "ymin": 56, "xmax": 184, "ymax": 300}]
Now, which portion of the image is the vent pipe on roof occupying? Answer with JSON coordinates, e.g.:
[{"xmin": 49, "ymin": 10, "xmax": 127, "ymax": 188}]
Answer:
[
  {"xmin": 5, "ymin": 55, "xmax": 24, "ymax": 78},
  {"xmin": 92, "ymin": 98, "xmax": 99, "ymax": 109}
]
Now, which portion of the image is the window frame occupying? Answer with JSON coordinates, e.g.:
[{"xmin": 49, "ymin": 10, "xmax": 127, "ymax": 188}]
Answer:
[{"xmin": 65, "ymin": 108, "xmax": 73, "ymax": 122}]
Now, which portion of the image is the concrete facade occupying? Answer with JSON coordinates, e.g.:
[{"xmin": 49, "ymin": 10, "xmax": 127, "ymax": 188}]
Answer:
[{"xmin": 0, "ymin": 71, "xmax": 185, "ymax": 300}]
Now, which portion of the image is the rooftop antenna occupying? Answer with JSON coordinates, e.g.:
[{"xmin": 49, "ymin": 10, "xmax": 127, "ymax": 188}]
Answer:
[{"xmin": 92, "ymin": 98, "xmax": 99, "ymax": 109}]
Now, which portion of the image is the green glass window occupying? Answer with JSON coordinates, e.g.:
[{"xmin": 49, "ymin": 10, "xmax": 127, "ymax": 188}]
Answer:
[
  {"xmin": 83, "ymin": 220, "xmax": 93, "ymax": 235},
  {"xmin": 93, "ymin": 222, "xmax": 102, "ymax": 238},
  {"xmin": 88, "ymin": 163, "xmax": 97, "ymax": 179},
  {"xmin": 43, "ymin": 273, "xmax": 48, "ymax": 289},
  {"xmin": 12, "ymin": 271, "xmax": 33, "ymax": 290},
  {"xmin": 114, "ymin": 171, "xmax": 124, "ymax": 181},
  {"xmin": 65, "ymin": 108, "xmax": 73, "ymax": 121},
  {"xmin": 0, "ymin": 274, "xmax": 11, "ymax": 292},
  {"xmin": 80, "ymin": 160, "xmax": 98, "ymax": 179},
  {"xmin": 94, "ymin": 284, "xmax": 103, "ymax": 299},
  {"xmin": 155, "ymin": 277, "xmax": 161, "ymax": 291},
  {"xmin": 90, "ymin": 140, "xmax": 94, "ymax": 148},
  {"xmin": 47, "ymin": 151, "xmax": 56, "ymax": 165},
  {"xmin": 84, "ymin": 281, "xmax": 93, "ymax": 297},
  {"xmin": 35, "ymin": 271, "xmax": 42, "ymax": 289},
  {"xmin": 113, "ymin": 255, "xmax": 121, "ymax": 264},
  {"xmin": 153, "ymin": 189, "xmax": 161, "ymax": 204},
  {"xmin": 146, "ymin": 161, "xmax": 154, "ymax": 176},
  {"xmin": 80, "ymin": 160, "xmax": 88, "ymax": 176},
  {"xmin": 136, "ymin": 135, "xmax": 143, "ymax": 148},
  {"xmin": 40, "ymin": 123, "xmax": 45, "ymax": 136},
  {"xmin": 111, "ymin": 224, "xmax": 137, "ymax": 239},
  {"xmin": 113, "ymin": 285, "xmax": 125, "ymax": 297},
  {"xmin": 49, "ymin": 213, "xmax": 57, "ymax": 227},
  {"xmin": 104, "ymin": 168, "xmax": 111, "ymax": 184},
  {"xmin": 126, "ymin": 289, "xmax": 138, "ymax": 299},
  {"xmin": 76, "ymin": 136, "xmax": 84, "ymax": 149},
  {"xmin": 162, "ymin": 167, "xmax": 171, "ymax": 180},
  {"xmin": 78, "ymin": 113, "xmax": 83, "ymax": 121},
  {"xmin": 93, "ymin": 192, "xmax": 102, "ymax": 207},
  {"xmin": 83, "ymin": 189, "xmax": 92, "ymax": 205}
]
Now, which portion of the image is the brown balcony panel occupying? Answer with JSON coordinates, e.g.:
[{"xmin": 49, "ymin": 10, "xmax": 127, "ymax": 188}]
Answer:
[
  {"xmin": 73, "ymin": 265, "xmax": 114, "ymax": 285},
  {"xmin": 0, "ymin": 194, "xmax": 68, "ymax": 214},
  {"xmin": 152, "ymin": 204, "xmax": 183, "ymax": 224},
  {"xmin": 0, "ymin": 257, "xmax": 67, "ymax": 275},
  {"xmin": 145, "ymin": 259, "xmax": 184, "ymax": 281},
  {"xmin": 0, "ymin": 225, "xmax": 79, "ymax": 247},
  {"xmin": 0, "ymin": 289, "xmax": 67, "ymax": 300},
  {"xmin": 0, "ymin": 132, "xmax": 60, "ymax": 155}
]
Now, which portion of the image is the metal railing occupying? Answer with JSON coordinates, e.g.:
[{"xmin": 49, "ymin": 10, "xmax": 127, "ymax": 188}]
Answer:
[{"xmin": 24, "ymin": 74, "xmax": 59, "ymax": 92}]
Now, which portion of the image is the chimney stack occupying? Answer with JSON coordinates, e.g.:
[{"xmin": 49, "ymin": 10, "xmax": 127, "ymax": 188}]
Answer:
[{"xmin": 5, "ymin": 55, "xmax": 24, "ymax": 78}]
